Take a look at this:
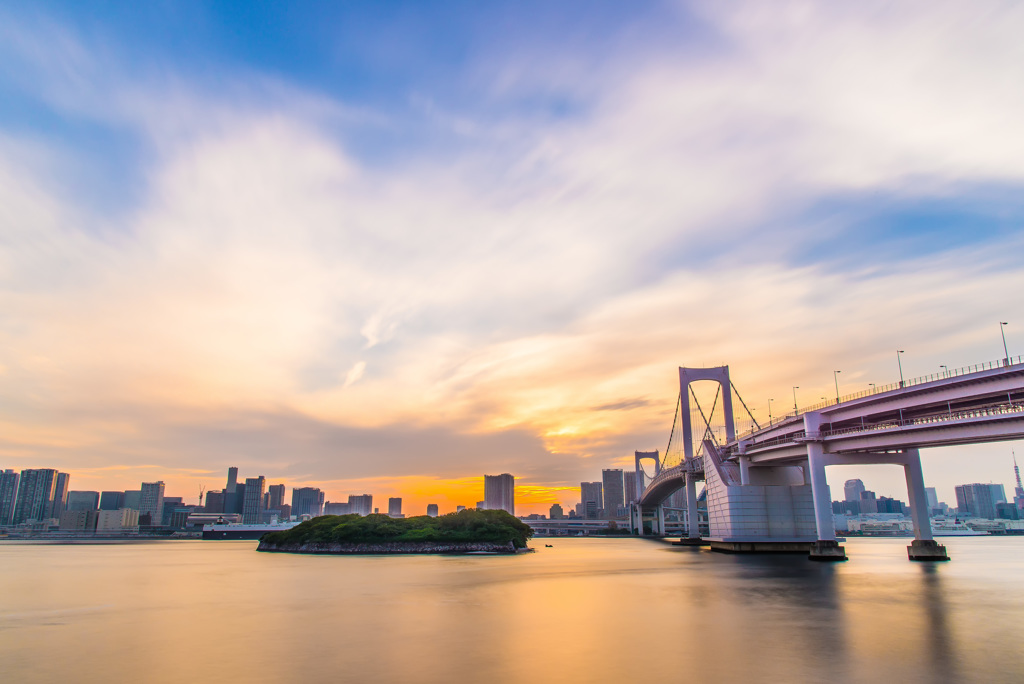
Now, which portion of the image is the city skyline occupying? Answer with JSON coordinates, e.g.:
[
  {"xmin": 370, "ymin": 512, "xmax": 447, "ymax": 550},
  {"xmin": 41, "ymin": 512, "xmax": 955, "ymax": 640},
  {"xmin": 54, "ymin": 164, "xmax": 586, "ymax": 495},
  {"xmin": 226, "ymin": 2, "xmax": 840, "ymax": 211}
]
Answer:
[{"xmin": 0, "ymin": 3, "xmax": 1022, "ymax": 515}]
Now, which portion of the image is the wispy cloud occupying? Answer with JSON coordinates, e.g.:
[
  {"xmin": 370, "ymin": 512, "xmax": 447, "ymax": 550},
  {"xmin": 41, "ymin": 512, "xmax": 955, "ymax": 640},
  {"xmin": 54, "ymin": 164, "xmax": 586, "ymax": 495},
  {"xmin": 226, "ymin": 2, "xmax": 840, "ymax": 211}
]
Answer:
[{"xmin": 0, "ymin": 2, "xmax": 1022, "ymax": 509}]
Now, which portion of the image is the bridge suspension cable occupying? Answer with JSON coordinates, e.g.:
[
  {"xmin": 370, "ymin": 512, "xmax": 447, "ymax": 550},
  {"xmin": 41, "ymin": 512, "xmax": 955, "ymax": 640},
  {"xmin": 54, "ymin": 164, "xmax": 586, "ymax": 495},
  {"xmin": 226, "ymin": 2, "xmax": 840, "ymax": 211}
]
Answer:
[{"xmin": 730, "ymin": 381, "xmax": 760, "ymax": 431}]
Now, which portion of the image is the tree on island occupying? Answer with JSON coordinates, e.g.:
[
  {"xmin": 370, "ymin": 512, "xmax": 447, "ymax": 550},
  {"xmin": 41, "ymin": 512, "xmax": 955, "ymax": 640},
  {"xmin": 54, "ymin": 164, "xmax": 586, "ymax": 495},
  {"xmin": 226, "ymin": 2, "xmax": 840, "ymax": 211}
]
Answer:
[{"xmin": 261, "ymin": 508, "xmax": 534, "ymax": 549}]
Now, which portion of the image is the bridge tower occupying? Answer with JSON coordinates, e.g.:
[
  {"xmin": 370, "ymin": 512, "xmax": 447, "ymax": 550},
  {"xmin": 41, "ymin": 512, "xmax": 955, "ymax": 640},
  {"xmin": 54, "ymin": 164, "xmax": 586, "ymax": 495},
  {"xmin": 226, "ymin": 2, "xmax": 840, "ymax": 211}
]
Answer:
[{"xmin": 678, "ymin": 366, "xmax": 735, "ymax": 541}]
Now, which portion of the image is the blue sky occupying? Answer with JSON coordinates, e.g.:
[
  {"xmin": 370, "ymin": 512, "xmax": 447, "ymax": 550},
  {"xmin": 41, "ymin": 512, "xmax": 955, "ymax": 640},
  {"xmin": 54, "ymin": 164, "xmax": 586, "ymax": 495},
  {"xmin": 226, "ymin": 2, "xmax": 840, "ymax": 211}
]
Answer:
[{"xmin": 0, "ymin": 1, "xmax": 1022, "ymax": 512}]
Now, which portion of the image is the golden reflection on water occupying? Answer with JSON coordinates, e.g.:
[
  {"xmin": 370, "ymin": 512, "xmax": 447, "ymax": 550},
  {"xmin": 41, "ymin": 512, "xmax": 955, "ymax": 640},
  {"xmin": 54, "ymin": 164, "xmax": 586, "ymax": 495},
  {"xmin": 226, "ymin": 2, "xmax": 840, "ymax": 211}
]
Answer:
[{"xmin": 2, "ymin": 537, "xmax": 1023, "ymax": 683}]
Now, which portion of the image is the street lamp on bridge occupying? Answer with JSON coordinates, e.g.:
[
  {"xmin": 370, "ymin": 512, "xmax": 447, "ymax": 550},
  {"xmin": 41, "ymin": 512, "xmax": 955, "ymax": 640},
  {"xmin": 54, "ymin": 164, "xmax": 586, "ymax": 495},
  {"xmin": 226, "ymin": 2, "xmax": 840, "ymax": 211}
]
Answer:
[
  {"xmin": 768, "ymin": 398, "xmax": 774, "ymax": 426},
  {"xmin": 897, "ymin": 350, "xmax": 905, "ymax": 388},
  {"xmin": 940, "ymin": 364, "xmax": 947, "ymax": 378},
  {"xmin": 1001, "ymin": 322, "xmax": 1010, "ymax": 366},
  {"xmin": 792, "ymin": 386, "xmax": 799, "ymax": 414},
  {"xmin": 833, "ymin": 370, "xmax": 842, "ymax": 404}
]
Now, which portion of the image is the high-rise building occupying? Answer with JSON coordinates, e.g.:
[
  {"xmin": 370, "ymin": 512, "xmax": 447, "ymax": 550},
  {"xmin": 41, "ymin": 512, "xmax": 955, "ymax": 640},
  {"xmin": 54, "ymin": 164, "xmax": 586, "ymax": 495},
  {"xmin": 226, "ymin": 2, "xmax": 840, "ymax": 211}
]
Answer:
[
  {"xmin": 859, "ymin": 490, "xmax": 878, "ymax": 514},
  {"xmin": 12, "ymin": 469, "xmax": 58, "ymax": 524},
  {"xmin": 955, "ymin": 483, "xmax": 1007, "ymax": 520},
  {"xmin": 324, "ymin": 502, "xmax": 350, "ymax": 515},
  {"xmin": 0, "ymin": 469, "xmax": 19, "ymax": 525},
  {"xmin": 624, "ymin": 471, "xmax": 639, "ymax": 504},
  {"xmin": 476, "ymin": 500, "xmax": 486, "ymax": 510},
  {"xmin": 51, "ymin": 472, "xmax": 71, "ymax": 519},
  {"xmin": 348, "ymin": 494, "xmax": 373, "ymax": 516},
  {"xmin": 484, "ymin": 473, "xmax": 515, "ymax": 515},
  {"xmin": 456, "ymin": 505, "xmax": 466, "ymax": 512},
  {"xmin": 226, "ymin": 467, "xmax": 238, "ymax": 493},
  {"xmin": 549, "ymin": 503, "xmax": 564, "ymax": 519},
  {"xmin": 388, "ymin": 497, "xmax": 402, "ymax": 517},
  {"xmin": 66, "ymin": 491, "xmax": 100, "ymax": 512},
  {"xmin": 844, "ymin": 479, "xmax": 866, "ymax": 502},
  {"xmin": 580, "ymin": 481, "xmax": 603, "ymax": 519},
  {"xmin": 292, "ymin": 487, "xmax": 324, "ymax": 518},
  {"xmin": 1014, "ymin": 454, "xmax": 1024, "ymax": 511},
  {"xmin": 139, "ymin": 481, "xmax": 165, "ymax": 526},
  {"xmin": 426, "ymin": 503, "xmax": 439, "ymax": 517},
  {"xmin": 267, "ymin": 484, "xmax": 286, "ymax": 510},
  {"xmin": 96, "ymin": 508, "xmax": 139, "ymax": 532},
  {"xmin": 99, "ymin": 491, "xmax": 125, "ymax": 511},
  {"xmin": 242, "ymin": 477, "xmax": 266, "ymax": 524},
  {"xmin": 925, "ymin": 487, "xmax": 939, "ymax": 510},
  {"xmin": 123, "ymin": 490, "xmax": 142, "ymax": 511},
  {"xmin": 204, "ymin": 489, "xmax": 224, "ymax": 513},
  {"xmin": 602, "ymin": 469, "xmax": 624, "ymax": 520}
]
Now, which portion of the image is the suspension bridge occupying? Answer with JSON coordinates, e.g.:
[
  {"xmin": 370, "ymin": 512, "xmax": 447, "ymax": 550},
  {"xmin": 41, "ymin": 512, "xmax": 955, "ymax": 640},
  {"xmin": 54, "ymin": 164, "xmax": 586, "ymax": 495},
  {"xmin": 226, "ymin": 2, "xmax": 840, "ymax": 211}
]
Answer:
[{"xmin": 630, "ymin": 355, "xmax": 1024, "ymax": 560}]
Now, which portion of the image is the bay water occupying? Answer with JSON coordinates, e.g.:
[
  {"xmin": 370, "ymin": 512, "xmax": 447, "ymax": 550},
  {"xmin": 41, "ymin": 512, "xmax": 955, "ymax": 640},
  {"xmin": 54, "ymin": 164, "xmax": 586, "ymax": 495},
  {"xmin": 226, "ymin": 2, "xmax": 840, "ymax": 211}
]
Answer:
[{"xmin": 2, "ymin": 536, "xmax": 1022, "ymax": 683}]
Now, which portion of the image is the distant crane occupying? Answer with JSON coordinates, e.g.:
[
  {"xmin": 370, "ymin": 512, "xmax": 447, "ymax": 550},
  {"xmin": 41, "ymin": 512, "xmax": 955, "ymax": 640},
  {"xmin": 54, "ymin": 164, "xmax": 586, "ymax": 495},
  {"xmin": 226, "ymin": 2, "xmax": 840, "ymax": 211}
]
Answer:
[{"xmin": 198, "ymin": 484, "xmax": 206, "ymax": 507}]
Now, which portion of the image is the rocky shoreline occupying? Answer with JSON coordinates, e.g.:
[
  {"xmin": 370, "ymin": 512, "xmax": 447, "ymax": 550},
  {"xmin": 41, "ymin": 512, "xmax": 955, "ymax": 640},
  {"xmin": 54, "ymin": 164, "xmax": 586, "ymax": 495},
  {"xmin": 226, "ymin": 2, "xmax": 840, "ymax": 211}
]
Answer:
[{"xmin": 257, "ymin": 539, "xmax": 519, "ymax": 554}]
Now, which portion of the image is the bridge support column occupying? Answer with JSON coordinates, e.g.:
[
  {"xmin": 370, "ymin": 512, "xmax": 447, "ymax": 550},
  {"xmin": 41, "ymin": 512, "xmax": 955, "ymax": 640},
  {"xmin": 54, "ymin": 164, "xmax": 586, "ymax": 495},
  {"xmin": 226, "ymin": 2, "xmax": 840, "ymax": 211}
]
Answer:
[
  {"xmin": 804, "ymin": 413, "xmax": 847, "ymax": 561},
  {"xmin": 685, "ymin": 472, "xmax": 700, "ymax": 540},
  {"xmin": 903, "ymin": 449, "xmax": 949, "ymax": 561},
  {"xmin": 738, "ymin": 456, "xmax": 750, "ymax": 485},
  {"xmin": 656, "ymin": 505, "xmax": 666, "ymax": 536}
]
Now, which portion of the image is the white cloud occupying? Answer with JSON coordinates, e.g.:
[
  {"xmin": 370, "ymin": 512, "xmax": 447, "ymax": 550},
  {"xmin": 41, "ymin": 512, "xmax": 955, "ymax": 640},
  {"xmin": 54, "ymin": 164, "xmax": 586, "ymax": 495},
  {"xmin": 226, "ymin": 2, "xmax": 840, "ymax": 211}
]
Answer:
[{"xmin": 1, "ymin": 1, "xmax": 1023, "ymax": 507}]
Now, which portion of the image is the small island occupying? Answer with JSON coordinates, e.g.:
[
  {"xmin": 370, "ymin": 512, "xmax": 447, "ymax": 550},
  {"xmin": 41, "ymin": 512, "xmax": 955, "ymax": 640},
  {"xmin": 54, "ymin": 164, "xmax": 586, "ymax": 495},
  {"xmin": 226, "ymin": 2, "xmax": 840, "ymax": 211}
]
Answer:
[{"xmin": 257, "ymin": 508, "xmax": 533, "ymax": 554}]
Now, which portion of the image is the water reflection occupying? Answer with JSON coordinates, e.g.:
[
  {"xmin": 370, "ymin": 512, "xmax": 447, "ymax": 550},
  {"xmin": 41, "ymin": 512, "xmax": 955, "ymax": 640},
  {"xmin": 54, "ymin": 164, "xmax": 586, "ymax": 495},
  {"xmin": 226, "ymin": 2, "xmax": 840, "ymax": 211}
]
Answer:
[{"xmin": 0, "ymin": 538, "xmax": 1021, "ymax": 684}]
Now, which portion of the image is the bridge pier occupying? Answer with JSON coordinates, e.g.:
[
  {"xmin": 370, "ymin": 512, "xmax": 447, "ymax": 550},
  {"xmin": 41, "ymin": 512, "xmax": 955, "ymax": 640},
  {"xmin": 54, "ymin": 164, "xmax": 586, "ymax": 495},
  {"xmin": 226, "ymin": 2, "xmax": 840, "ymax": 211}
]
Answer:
[
  {"xmin": 903, "ymin": 448, "xmax": 949, "ymax": 561},
  {"xmin": 805, "ymin": 413, "xmax": 847, "ymax": 561},
  {"xmin": 685, "ymin": 471, "xmax": 700, "ymax": 541}
]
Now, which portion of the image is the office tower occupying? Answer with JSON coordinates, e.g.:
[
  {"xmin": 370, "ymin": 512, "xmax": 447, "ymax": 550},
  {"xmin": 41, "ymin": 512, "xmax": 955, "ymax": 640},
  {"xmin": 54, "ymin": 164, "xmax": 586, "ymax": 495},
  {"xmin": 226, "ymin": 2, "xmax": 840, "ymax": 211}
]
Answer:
[
  {"xmin": 324, "ymin": 502, "xmax": 350, "ymax": 515},
  {"xmin": 267, "ymin": 484, "xmax": 285, "ymax": 510},
  {"xmin": 426, "ymin": 503, "xmax": 439, "ymax": 517},
  {"xmin": 388, "ymin": 497, "xmax": 402, "ymax": 517},
  {"xmin": 226, "ymin": 467, "xmax": 238, "ymax": 493},
  {"xmin": 549, "ymin": 503, "xmax": 564, "ymax": 519},
  {"xmin": 99, "ymin": 491, "xmax": 125, "ymax": 511},
  {"xmin": 955, "ymin": 483, "xmax": 1007, "ymax": 520},
  {"xmin": 204, "ymin": 489, "xmax": 225, "ymax": 513},
  {"xmin": 12, "ymin": 469, "xmax": 58, "ymax": 524},
  {"xmin": 242, "ymin": 477, "xmax": 266, "ymax": 524},
  {"xmin": 51, "ymin": 472, "xmax": 71, "ymax": 519},
  {"xmin": 580, "ymin": 481, "xmax": 603, "ymax": 519},
  {"xmin": 139, "ymin": 481, "xmax": 165, "ymax": 526},
  {"xmin": 859, "ymin": 490, "xmax": 878, "ymax": 514},
  {"xmin": 96, "ymin": 508, "xmax": 140, "ymax": 532},
  {"xmin": 456, "ymin": 505, "xmax": 466, "ymax": 512},
  {"xmin": 844, "ymin": 479, "xmax": 866, "ymax": 502},
  {"xmin": 59, "ymin": 509, "xmax": 98, "ymax": 532},
  {"xmin": 624, "ymin": 471, "xmax": 638, "ymax": 504},
  {"xmin": 123, "ymin": 490, "xmax": 142, "ymax": 510},
  {"xmin": 484, "ymin": 473, "xmax": 515, "ymax": 515},
  {"xmin": 348, "ymin": 494, "xmax": 373, "ymax": 516},
  {"xmin": 476, "ymin": 500, "xmax": 486, "ymax": 510},
  {"xmin": 602, "ymin": 469, "xmax": 624, "ymax": 519},
  {"xmin": 292, "ymin": 487, "xmax": 324, "ymax": 517},
  {"xmin": 925, "ymin": 487, "xmax": 939, "ymax": 511},
  {"xmin": 161, "ymin": 497, "xmax": 183, "ymax": 526},
  {"xmin": 66, "ymin": 491, "xmax": 100, "ymax": 512},
  {"xmin": 0, "ymin": 469, "xmax": 19, "ymax": 525}
]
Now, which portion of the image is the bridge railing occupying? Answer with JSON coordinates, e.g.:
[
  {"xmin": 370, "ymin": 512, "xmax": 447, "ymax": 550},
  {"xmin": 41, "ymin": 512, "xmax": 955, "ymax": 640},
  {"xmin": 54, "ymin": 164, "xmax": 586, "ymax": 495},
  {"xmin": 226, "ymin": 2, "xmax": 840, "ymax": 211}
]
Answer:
[
  {"xmin": 747, "ymin": 354, "xmax": 1024, "ymax": 431},
  {"xmin": 820, "ymin": 399, "xmax": 1024, "ymax": 439},
  {"xmin": 734, "ymin": 399, "xmax": 1024, "ymax": 452}
]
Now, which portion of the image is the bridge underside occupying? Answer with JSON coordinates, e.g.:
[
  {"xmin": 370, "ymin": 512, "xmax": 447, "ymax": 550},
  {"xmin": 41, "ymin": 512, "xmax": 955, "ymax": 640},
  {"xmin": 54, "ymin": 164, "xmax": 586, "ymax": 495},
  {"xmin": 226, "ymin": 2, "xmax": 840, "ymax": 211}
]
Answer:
[{"xmin": 635, "ymin": 362, "xmax": 1024, "ymax": 560}]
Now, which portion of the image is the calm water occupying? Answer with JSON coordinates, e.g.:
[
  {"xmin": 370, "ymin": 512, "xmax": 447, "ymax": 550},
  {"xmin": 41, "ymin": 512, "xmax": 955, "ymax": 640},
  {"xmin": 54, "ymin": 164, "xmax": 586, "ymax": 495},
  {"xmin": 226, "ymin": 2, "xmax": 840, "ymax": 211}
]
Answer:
[{"xmin": 2, "ymin": 536, "xmax": 1023, "ymax": 683}]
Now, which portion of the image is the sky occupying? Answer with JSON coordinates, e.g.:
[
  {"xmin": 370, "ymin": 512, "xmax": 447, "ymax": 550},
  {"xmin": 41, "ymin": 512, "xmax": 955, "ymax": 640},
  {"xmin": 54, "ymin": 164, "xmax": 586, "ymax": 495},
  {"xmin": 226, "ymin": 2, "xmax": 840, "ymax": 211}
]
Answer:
[{"xmin": 1, "ymin": 1, "xmax": 1023, "ymax": 515}]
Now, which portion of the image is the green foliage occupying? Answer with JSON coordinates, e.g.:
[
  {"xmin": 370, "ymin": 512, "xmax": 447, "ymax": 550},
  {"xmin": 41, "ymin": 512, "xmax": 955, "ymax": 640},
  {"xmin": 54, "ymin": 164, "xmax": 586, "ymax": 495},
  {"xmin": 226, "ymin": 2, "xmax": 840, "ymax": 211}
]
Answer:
[{"xmin": 262, "ymin": 508, "xmax": 534, "ymax": 548}]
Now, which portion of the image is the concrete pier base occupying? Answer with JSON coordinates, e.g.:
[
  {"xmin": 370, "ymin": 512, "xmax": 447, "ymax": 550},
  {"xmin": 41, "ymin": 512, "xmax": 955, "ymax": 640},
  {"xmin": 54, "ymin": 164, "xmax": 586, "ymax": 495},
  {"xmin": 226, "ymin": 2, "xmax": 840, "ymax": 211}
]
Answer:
[
  {"xmin": 672, "ymin": 538, "xmax": 709, "ymax": 546},
  {"xmin": 709, "ymin": 540, "xmax": 814, "ymax": 554},
  {"xmin": 808, "ymin": 539, "xmax": 848, "ymax": 562},
  {"xmin": 907, "ymin": 539, "xmax": 950, "ymax": 561}
]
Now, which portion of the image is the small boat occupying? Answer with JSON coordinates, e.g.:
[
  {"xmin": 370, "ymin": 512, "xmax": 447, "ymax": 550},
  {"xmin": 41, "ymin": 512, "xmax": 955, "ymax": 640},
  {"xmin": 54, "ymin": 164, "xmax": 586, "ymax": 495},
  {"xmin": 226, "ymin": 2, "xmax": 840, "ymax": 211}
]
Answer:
[{"xmin": 545, "ymin": 544, "xmax": 553, "ymax": 547}]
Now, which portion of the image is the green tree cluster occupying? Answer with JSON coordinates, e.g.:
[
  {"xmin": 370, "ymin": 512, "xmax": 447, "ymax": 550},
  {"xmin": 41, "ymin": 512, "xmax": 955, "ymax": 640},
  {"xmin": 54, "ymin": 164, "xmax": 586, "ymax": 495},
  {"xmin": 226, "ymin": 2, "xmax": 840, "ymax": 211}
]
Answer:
[{"xmin": 262, "ymin": 508, "xmax": 533, "ymax": 548}]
